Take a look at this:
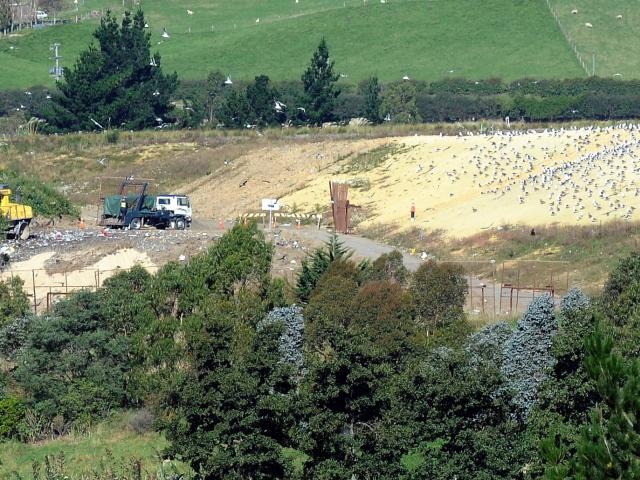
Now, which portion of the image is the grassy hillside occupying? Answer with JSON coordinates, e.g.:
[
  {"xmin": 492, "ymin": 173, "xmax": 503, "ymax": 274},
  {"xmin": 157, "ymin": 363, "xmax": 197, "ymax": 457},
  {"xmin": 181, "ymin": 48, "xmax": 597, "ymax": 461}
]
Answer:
[
  {"xmin": 0, "ymin": 0, "xmax": 583, "ymax": 89},
  {"xmin": 0, "ymin": 412, "xmax": 189, "ymax": 479},
  {"xmin": 549, "ymin": 0, "xmax": 640, "ymax": 78}
]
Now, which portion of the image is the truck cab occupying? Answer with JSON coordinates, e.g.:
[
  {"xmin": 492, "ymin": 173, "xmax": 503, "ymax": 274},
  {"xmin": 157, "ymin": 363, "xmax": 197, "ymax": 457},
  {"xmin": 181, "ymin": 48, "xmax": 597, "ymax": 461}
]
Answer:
[{"xmin": 156, "ymin": 195, "xmax": 192, "ymax": 223}]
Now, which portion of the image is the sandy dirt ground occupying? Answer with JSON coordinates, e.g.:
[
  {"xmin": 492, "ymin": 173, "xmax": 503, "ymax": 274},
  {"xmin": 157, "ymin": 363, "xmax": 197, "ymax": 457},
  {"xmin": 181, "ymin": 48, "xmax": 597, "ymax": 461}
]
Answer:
[
  {"xmin": 181, "ymin": 137, "xmax": 389, "ymax": 221},
  {"xmin": 279, "ymin": 125, "xmax": 640, "ymax": 237}
]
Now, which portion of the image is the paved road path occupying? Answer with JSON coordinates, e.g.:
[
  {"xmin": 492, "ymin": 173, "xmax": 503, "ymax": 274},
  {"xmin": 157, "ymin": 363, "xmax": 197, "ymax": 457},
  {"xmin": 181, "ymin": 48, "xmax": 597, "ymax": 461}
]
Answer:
[{"xmin": 291, "ymin": 228, "xmax": 422, "ymax": 271}]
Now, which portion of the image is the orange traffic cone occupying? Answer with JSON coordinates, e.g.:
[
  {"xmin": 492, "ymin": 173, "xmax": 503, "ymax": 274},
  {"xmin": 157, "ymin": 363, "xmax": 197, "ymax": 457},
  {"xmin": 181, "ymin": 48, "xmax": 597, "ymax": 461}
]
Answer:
[{"xmin": 218, "ymin": 218, "xmax": 224, "ymax": 229}]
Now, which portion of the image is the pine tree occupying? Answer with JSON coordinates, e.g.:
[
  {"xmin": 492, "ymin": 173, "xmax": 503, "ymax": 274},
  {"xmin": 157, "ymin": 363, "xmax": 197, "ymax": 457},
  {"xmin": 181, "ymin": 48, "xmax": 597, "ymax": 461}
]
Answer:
[
  {"xmin": 205, "ymin": 70, "xmax": 226, "ymax": 124},
  {"xmin": 301, "ymin": 38, "xmax": 340, "ymax": 125},
  {"xmin": 360, "ymin": 76, "xmax": 382, "ymax": 124},
  {"xmin": 246, "ymin": 75, "xmax": 278, "ymax": 126},
  {"xmin": 575, "ymin": 332, "xmax": 640, "ymax": 478},
  {"xmin": 163, "ymin": 314, "xmax": 296, "ymax": 479},
  {"xmin": 501, "ymin": 294, "xmax": 557, "ymax": 419},
  {"xmin": 0, "ymin": 0, "xmax": 12, "ymax": 32},
  {"xmin": 542, "ymin": 329, "xmax": 640, "ymax": 479},
  {"xmin": 296, "ymin": 234, "xmax": 352, "ymax": 303},
  {"xmin": 39, "ymin": 10, "xmax": 178, "ymax": 132}
]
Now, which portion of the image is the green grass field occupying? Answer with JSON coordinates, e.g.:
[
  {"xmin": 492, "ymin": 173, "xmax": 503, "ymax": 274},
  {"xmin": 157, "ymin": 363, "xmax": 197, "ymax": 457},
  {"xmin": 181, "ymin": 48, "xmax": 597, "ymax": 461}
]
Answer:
[
  {"xmin": 549, "ymin": 0, "xmax": 640, "ymax": 79},
  {"xmin": 0, "ymin": 0, "xmax": 585, "ymax": 89},
  {"xmin": 0, "ymin": 412, "xmax": 189, "ymax": 479}
]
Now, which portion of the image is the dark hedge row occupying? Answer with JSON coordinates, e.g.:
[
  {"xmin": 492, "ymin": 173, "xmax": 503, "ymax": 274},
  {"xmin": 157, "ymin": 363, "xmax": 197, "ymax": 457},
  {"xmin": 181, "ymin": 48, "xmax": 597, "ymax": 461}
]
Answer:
[{"xmin": 3, "ymin": 76, "xmax": 640, "ymax": 126}]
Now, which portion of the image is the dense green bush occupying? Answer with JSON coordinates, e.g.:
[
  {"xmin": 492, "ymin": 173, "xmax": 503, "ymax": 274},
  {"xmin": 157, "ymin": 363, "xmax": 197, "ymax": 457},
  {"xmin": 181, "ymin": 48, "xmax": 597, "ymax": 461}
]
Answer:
[
  {"xmin": 0, "ymin": 395, "xmax": 25, "ymax": 439},
  {"xmin": 0, "ymin": 276, "xmax": 30, "ymax": 327},
  {"xmin": 363, "ymin": 250, "xmax": 408, "ymax": 285},
  {"xmin": 541, "ymin": 329, "xmax": 640, "ymax": 479},
  {"xmin": 5, "ymin": 228, "xmax": 640, "ymax": 479},
  {"xmin": 13, "ymin": 291, "xmax": 133, "ymax": 435},
  {"xmin": 601, "ymin": 252, "xmax": 640, "ymax": 326},
  {"xmin": 0, "ymin": 314, "xmax": 35, "ymax": 358},
  {"xmin": 388, "ymin": 348, "xmax": 527, "ymax": 479},
  {"xmin": 381, "ymin": 80, "xmax": 421, "ymax": 123},
  {"xmin": 296, "ymin": 234, "xmax": 353, "ymax": 303},
  {"xmin": 410, "ymin": 260, "xmax": 467, "ymax": 329},
  {"xmin": 465, "ymin": 321, "xmax": 512, "ymax": 367}
]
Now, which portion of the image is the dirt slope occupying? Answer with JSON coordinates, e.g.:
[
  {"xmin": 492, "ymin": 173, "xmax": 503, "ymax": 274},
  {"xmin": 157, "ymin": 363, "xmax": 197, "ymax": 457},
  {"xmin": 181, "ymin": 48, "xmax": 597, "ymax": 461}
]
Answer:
[
  {"xmin": 181, "ymin": 137, "xmax": 389, "ymax": 221},
  {"xmin": 278, "ymin": 125, "xmax": 640, "ymax": 237}
]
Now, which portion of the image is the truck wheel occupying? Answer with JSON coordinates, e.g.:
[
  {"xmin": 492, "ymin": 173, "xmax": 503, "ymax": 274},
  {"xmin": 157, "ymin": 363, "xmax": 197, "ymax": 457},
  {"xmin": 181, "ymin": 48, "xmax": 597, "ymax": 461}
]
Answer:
[
  {"xmin": 19, "ymin": 222, "xmax": 30, "ymax": 240},
  {"xmin": 176, "ymin": 218, "xmax": 186, "ymax": 230},
  {"xmin": 130, "ymin": 218, "xmax": 142, "ymax": 230}
]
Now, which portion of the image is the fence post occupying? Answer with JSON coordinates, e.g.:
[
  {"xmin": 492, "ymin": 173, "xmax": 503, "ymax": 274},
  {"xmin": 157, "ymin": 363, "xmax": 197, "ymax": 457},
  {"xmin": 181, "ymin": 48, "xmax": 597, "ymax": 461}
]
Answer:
[{"xmin": 32, "ymin": 269, "xmax": 37, "ymax": 315}]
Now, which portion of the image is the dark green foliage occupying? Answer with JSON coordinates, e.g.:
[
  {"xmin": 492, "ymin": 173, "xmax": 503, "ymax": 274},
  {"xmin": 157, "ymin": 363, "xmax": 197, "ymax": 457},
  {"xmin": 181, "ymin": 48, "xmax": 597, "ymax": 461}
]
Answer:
[
  {"xmin": 0, "ymin": 395, "xmax": 25, "ymax": 439},
  {"xmin": 304, "ymin": 261, "xmax": 359, "ymax": 350},
  {"xmin": 601, "ymin": 252, "xmax": 640, "ymax": 326},
  {"xmin": 301, "ymin": 38, "xmax": 340, "ymax": 125},
  {"xmin": 351, "ymin": 281, "xmax": 416, "ymax": 358},
  {"xmin": 527, "ymin": 291, "xmax": 599, "ymax": 478},
  {"xmin": 502, "ymin": 294, "xmax": 557, "ymax": 419},
  {"xmin": 0, "ymin": 276, "xmax": 29, "ymax": 327},
  {"xmin": 220, "ymin": 88, "xmax": 253, "ymax": 128},
  {"xmin": 540, "ymin": 292, "xmax": 597, "ymax": 428},
  {"xmin": 0, "ymin": 0, "xmax": 11, "ymax": 31},
  {"xmin": 296, "ymin": 234, "xmax": 352, "ymax": 303},
  {"xmin": 363, "ymin": 250, "xmax": 408, "ymax": 285},
  {"xmin": 381, "ymin": 80, "xmax": 421, "ymax": 123},
  {"xmin": 0, "ymin": 170, "xmax": 78, "ymax": 218},
  {"xmin": 360, "ymin": 76, "xmax": 382, "ymax": 124},
  {"xmin": 299, "ymin": 257, "xmax": 422, "ymax": 478},
  {"xmin": 13, "ymin": 291, "xmax": 132, "ymax": 433},
  {"xmin": 205, "ymin": 70, "xmax": 227, "ymax": 124},
  {"xmin": 153, "ymin": 224, "xmax": 296, "ymax": 479},
  {"xmin": 162, "ymin": 305, "xmax": 295, "ymax": 479},
  {"xmin": 389, "ymin": 348, "xmax": 527, "ymax": 479},
  {"xmin": 298, "ymin": 323, "xmax": 399, "ymax": 479},
  {"xmin": 331, "ymin": 92, "xmax": 365, "ymax": 122},
  {"xmin": 175, "ymin": 96, "xmax": 206, "ymax": 128},
  {"xmin": 410, "ymin": 260, "xmax": 467, "ymax": 329},
  {"xmin": 0, "ymin": 314, "xmax": 35, "ymax": 359},
  {"xmin": 542, "ymin": 329, "xmax": 640, "ymax": 479},
  {"xmin": 141, "ymin": 223, "xmax": 276, "ymax": 395},
  {"xmin": 246, "ymin": 75, "xmax": 278, "ymax": 126},
  {"xmin": 39, "ymin": 10, "xmax": 178, "ymax": 132}
]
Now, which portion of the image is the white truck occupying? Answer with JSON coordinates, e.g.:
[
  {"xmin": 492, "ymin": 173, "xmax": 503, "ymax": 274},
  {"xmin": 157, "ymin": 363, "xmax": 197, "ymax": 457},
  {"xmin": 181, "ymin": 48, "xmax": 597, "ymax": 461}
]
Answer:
[{"xmin": 155, "ymin": 194, "xmax": 192, "ymax": 228}]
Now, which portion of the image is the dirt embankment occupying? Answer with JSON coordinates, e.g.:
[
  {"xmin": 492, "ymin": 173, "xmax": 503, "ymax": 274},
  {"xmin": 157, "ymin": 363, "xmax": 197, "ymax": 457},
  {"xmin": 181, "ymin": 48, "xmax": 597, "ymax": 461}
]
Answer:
[{"xmin": 280, "ymin": 126, "xmax": 640, "ymax": 237}]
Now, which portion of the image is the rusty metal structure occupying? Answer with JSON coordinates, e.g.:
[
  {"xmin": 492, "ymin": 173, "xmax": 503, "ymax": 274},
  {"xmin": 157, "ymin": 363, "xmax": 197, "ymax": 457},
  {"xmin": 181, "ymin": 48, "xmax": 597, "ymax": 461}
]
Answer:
[
  {"xmin": 439, "ymin": 259, "xmax": 570, "ymax": 322},
  {"xmin": 2, "ymin": 264, "xmax": 158, "ymax": 314},
  {"xmin": 329, "ymin": 182, "xmax": 351, "ymax": 234}
]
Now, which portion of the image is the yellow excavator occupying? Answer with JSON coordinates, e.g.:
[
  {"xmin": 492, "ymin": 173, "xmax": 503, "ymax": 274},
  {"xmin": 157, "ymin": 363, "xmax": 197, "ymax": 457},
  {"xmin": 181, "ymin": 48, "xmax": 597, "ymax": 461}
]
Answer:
[{"xmin": 0, "ymin": 185, "xmax": 32, "ymax": 240}]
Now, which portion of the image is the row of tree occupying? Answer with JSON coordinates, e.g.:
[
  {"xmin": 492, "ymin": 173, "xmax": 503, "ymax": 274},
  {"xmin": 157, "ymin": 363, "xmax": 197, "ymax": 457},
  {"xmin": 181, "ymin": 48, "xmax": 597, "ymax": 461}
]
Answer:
[
  {"xmin": 2, "ymin": 223, "xmax": 640, "ymax": 478},
  {"xmin": 9, "ymin": 7, "xmax": 640, "ymax": 132}
]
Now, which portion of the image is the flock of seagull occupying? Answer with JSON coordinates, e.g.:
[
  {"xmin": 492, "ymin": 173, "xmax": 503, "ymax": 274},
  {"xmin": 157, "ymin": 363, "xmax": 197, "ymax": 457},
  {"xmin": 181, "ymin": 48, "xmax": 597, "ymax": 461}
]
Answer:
[{"xmin": 431, "ymin": 124, "xmax": 640, "ymax": 224}]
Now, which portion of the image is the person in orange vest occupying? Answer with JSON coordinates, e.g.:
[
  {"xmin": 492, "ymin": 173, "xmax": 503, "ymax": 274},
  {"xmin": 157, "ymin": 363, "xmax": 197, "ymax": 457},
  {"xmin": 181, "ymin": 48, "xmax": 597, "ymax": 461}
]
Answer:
[{"xmin": 410, "ymin": 202, "xmax": 416, "ymax": 222}]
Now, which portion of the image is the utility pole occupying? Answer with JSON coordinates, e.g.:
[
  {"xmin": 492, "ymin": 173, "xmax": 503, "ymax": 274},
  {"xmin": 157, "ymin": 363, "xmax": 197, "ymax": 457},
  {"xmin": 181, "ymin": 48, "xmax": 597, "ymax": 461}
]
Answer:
[{"xmin": 50, "ymin": 43, "xmax": 62, "ymax": 81}]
